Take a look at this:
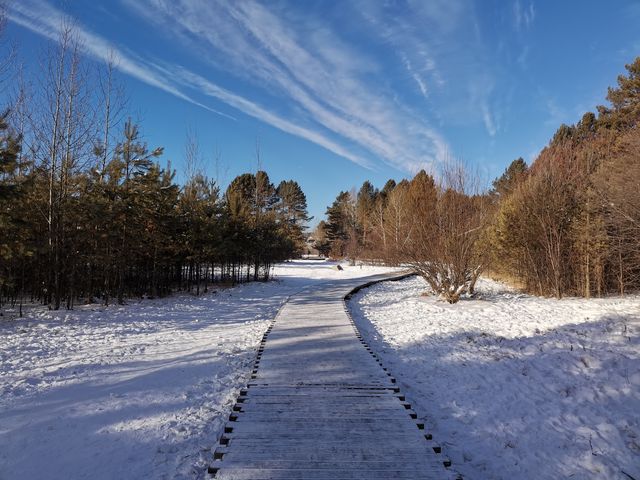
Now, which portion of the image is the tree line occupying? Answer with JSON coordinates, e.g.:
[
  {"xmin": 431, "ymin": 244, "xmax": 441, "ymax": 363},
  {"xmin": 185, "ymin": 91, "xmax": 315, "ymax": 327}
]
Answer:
[
  {"xmin": 318, "ymin": 57, "xmax": 640, "ymax": 301},
  {"xmin": 0, "ymin": 23, "xmax": 309, "ymax": 312},
  {"xmin": 488, "ymin": 57, "xmax": 640, "ymax": 298}
]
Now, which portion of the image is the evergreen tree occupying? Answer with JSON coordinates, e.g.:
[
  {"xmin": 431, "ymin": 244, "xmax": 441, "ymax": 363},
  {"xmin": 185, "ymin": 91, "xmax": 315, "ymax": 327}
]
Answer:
[
  {"xmin": 0, "ymin": 110, "xmax": 22, "ymax": 201},
  {"xmin": 356, "ymin": 181, "xmax": 376, "ymax": 250},
  {"xmin": 325, "ymin": 191, "xmax": 352, "ymax": 258},
  {"xmin": 276, "ymin": 179, "xmax": 311, "ymax": 253},
  {"xmin": 226, "ymin": 173, "xmax": 256, "ymax": 218},
  {"xmin": 381, "ymin": 179, "xmax": 396, "ymax": 197},
  {"xmin": 311, "ymin": 221, "xmax": 331, "ymax": 257},
  {"xmin": 602, "ymin": 56, "xmax": 640, "ymax": 130},
  {"xmin": 0, "ymin": 109, "xmax": 26, "ymax": 296},
  {"xmin": 110, "ymin": 119, "xmax": 163, "ymax": 303},
  {"xmin": 0, "ymin": 22, "xmax": 315, "ymax": 312},
  {"xmin": 492, "ymin": 158, "xmax": 528, "ymax": 198},
  {"xmin": 255, "ymin": 170, "xmax": 277, "ymax": 215}
]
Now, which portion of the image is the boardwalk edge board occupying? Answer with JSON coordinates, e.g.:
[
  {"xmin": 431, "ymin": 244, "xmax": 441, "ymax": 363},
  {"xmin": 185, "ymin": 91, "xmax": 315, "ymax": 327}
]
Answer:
[{"xmin": 207, "ymin": 272, "xmax": 463, "ymax": 480}]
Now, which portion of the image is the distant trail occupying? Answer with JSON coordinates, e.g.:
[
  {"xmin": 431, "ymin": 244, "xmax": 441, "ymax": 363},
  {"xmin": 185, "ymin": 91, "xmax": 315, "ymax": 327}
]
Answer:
[{"xmin": 209, "ymin": 273, "xmax": 455, "ymax": 480}]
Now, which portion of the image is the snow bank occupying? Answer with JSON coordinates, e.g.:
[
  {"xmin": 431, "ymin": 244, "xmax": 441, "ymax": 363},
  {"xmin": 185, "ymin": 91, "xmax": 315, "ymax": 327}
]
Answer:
[
  {"xmin": 0, "ymin": 260, "xmax": 394, "ymax": 480},
  {"xmin": 349, "ymin": 275, "xmax": 640, "ymax": 480}
]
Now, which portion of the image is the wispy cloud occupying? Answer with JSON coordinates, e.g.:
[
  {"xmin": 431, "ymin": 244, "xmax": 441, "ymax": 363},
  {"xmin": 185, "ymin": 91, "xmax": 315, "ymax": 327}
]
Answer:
[
  {"xmin": 517, "ymin": 45, "xmax": 530, "ymax": 69},
  {"xmin": 544, "ymin": 97, "xmax": 570, "ymax": 127},
  {"xmin": 8, "ymin": 0, "xmax": 383, "ymax": 169},
  {"xmin": 400, "ymin": 53, "xmax": 429, "ymax": 99},
  {"xmin": 351, "ymin": 0, "xmax": 502, "ymax": 141},
  {"xmin": 168, "ymin": 67, "xmax": 371, "ymax": 168},
  {"xmin": 115, "ymin": 0, "xmax": 449, "ymax": 173},
  {"xmin": 8, "ymin": 0, "xmax": 235, "ymax": 120},
  {"xmin": 482, "ymin": 104, "xmax": 497, "ymax": 137},
  {"xmin": 11, "ymin": 0, "xmax": 487, "ymax": 173},
  {"xmin": 514, "ymin": 1, "xmax": 536, "ymax": 32}
]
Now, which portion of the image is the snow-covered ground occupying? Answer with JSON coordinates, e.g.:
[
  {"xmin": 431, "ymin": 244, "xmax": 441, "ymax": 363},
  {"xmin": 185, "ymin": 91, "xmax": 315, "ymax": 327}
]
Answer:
[
  {"xmin": 349, "ymin": 275, "xmax": 640, "ymax": 480},
  {"xmin": 0, "ymin": 261, "xmax": 394, "ymax": 480}
]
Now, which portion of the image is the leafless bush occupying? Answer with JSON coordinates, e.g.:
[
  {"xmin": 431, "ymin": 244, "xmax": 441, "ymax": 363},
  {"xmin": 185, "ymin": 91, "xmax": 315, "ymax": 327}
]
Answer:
[{"xmin": 401, "ymin": 162, "xmax": 491, "ymax": 303}]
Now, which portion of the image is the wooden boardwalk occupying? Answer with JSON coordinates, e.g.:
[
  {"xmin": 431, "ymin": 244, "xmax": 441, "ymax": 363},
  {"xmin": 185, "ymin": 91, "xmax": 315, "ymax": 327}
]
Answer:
[{"xmin": 209, "ymin": 274, "xmax": 455, "ymax": 480}]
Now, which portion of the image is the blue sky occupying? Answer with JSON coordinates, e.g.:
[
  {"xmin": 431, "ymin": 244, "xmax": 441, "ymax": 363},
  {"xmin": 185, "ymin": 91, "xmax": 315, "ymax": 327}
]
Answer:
[{"xmin": 5, "ymin": 0, "xmax": 640, "ymax": 223}]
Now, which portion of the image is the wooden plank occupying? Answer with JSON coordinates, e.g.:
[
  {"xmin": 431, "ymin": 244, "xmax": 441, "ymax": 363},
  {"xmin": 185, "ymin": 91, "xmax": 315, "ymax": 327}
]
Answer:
[
  {"xmin": 215, "ymin": 446, "xmax": 432, "ymax": 458},
  {"xmin": 233, "ymin": 408, "xmax": 415, "ymax": 417},
  {"xmin": 213, "ymin": 467, "xmax": 440, "ymax": 480},
  {"xmin": 217, "ymin": 460, "xmax": 445, "ymax": 472}
]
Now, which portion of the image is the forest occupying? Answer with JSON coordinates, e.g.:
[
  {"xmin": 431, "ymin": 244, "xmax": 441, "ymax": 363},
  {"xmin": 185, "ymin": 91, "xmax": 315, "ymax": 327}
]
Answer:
[
  {"xmin": 2, "ymin": 11, "xmax": 639, "ymax": 309},
  {"xmin": 317, "ymin": 57, "xmax": 640, "ymax": 302},
  {"xmin": 0, "ymin": 24, "xmax": 310, "ymax": 311}
]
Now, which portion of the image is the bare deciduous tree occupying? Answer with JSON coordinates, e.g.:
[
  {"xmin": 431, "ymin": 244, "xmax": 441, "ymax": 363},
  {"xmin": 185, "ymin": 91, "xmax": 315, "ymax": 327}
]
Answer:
[
  {"xmin": 29, "ymin": 22, "xmax": 96, "ymax": 308},
  {"xmin": 401, "ymin": 163, "xmax": 491, "ymax": 303}
]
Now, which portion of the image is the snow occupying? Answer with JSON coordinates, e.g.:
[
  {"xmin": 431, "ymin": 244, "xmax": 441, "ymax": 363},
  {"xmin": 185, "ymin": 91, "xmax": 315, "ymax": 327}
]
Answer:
[
  {"xmin": 0, "ymin": 260, "xmax": 395, "ymax": 480},
  {"xmin": 348, "ymin": 275, "xmax": 640, "ymax": 480},
  {"xmin": 6, "ymin": 262, "xmax": 635, "ymax": 479}
]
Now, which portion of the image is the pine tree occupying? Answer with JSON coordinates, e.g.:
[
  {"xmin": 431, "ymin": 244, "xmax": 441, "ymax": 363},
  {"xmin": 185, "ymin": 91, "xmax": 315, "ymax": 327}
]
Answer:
[
  {"xmin": 0, "ymin": 109, "xmax": 25, "ymax": 296},
  {"xmin": 0, "ymin": 110, "xmax": 21, "ymax": 201},
  {"xmin": 276, "ymin": 179, "xmax": 311, "ymax": 253},
  {"xmin": 0, "ymin": 18, "xmax": 318, "ymax": 311},
  {"xmin": 492, "ymin": 158, "xmax": 528, "ymax": 198},
  {"xmin": 602, "ymin": 56, "xmax": 640, "ymax": 130},
  {"xmin": 325, "ymin": 191, "xmax": 353, "ymax": 258},
  {"xmin": 311, "ymin": 221, "xmax": 331, "ymax": 257},
  {"xmin": 355, "ymin": 181, "xmax": 376, "ymax": 251},
  {"xmin": 110, "ymin": 119, "xmax": 163, "ymax": 303}
]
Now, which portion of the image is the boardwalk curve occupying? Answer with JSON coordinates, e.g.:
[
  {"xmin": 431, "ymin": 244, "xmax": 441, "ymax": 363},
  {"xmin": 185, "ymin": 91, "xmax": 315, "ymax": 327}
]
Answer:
[{"xmin": 209, "ymin": 273, "xmax": 456, "ymax": 480}]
